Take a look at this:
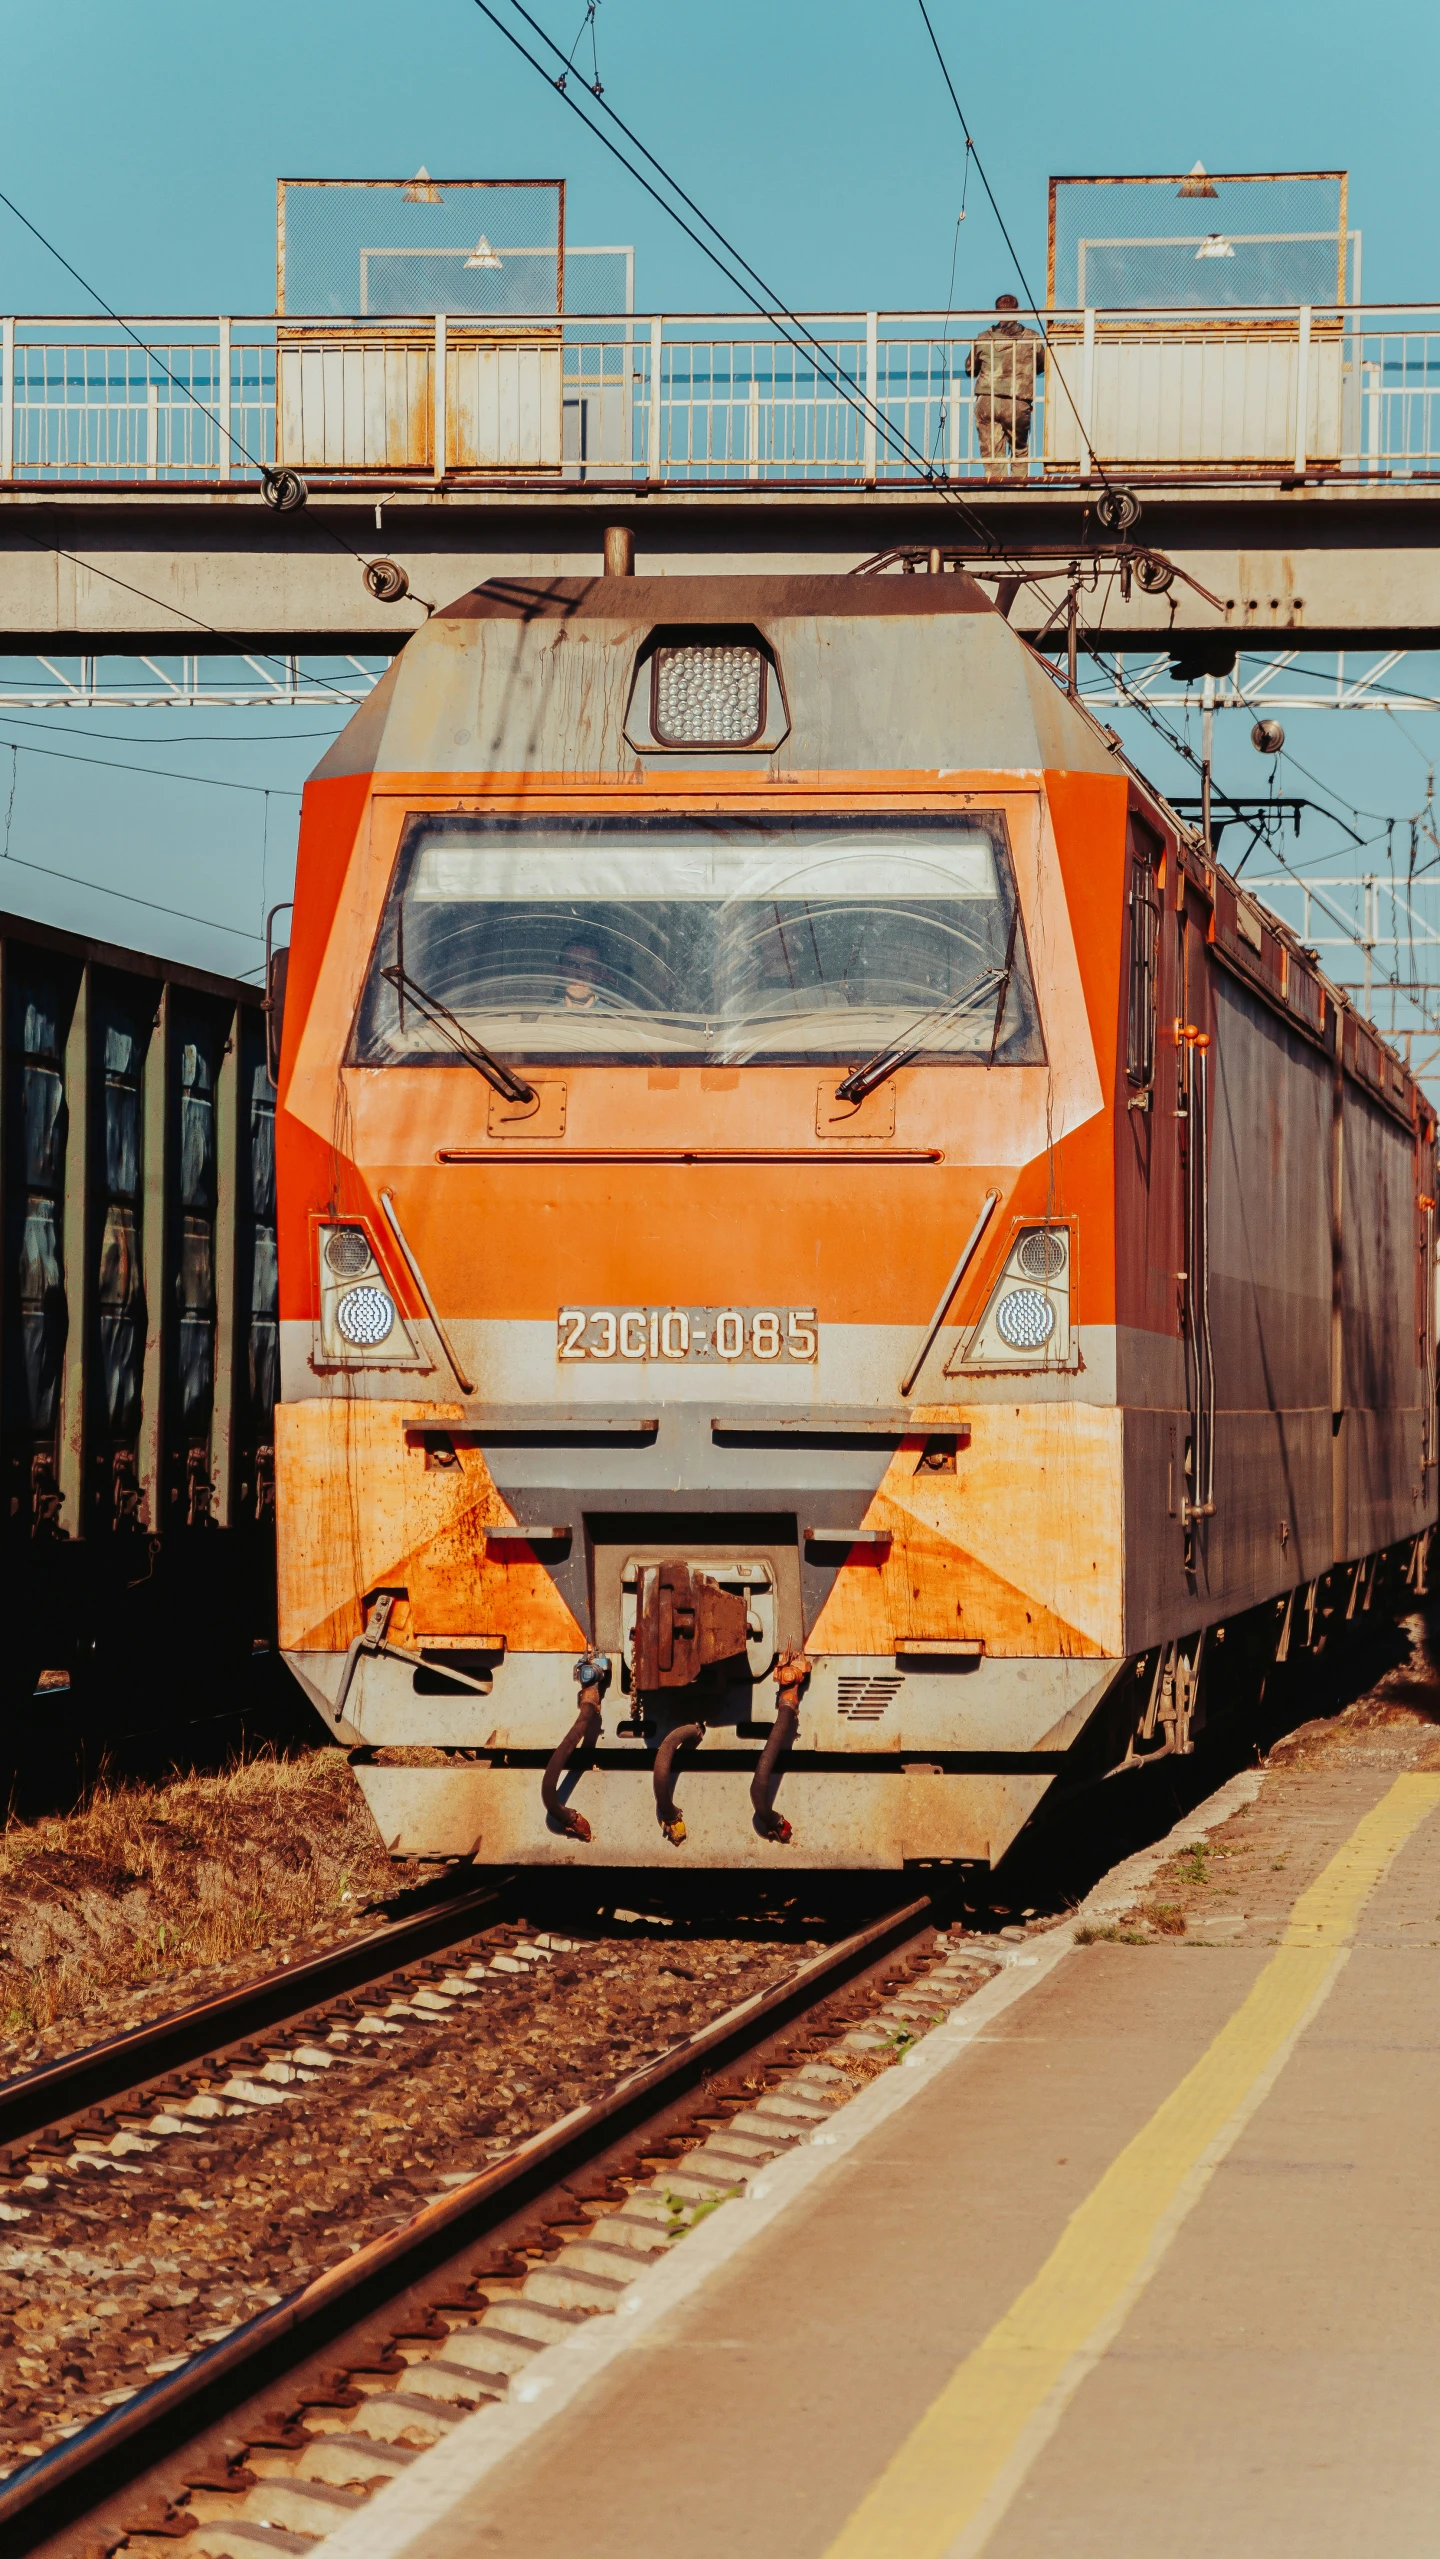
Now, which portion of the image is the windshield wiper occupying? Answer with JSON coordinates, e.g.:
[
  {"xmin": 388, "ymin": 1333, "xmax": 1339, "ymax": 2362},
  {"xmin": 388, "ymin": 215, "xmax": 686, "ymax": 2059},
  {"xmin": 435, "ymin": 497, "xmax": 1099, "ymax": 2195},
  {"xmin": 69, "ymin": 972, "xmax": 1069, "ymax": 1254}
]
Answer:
[
  {"xmin": 835, "ymin": 964, "xmax": 1005, "ymax": 1103},
  {"xmin": 381, "ymin": 962, "xmax": 536, "ymax": 1105},
  {"xmin": 985, "ymin": 900, "xmax": 1022, "ymax": 1069}
]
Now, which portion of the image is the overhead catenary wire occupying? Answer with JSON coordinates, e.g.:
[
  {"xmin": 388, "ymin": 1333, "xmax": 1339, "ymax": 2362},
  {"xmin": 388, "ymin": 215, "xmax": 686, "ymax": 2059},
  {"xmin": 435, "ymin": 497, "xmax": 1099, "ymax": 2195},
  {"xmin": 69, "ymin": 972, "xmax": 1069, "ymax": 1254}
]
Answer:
[
  {"xmin": 1241, "ymin": 653, "xmax": 1440, "ymax": 719},
  {"xmin": 0, "ymin": 849, "xmax": 262, "ymax": 944},
  {"xmin": 481, "ymin": 0, "xmax": 968, "ymax": 492},
  {"xmin": 0, "ymin": 185, "xmax": 434, "ymax": 608},
  {"xmin": 0, "ymin": 182, "xmax": 263, "ymax": 483},
  {"xmin": 468, "ymin": 0, "xmax": 1030, "ymax": 566},
  {"xmin": 932, "ymin": 145, "xmax": 975, "ymax": 473},
  {"xmin": 1274, "ymin": 736, "xmax": 1429, "ymax": 835},
  {"xmin": 1384, "ymin": 702, "xmax": 1440, "ymax": 767},
  {"xmin": 911, "ymin": 0, "xmax": 1114, "ymax": 493},
  {"xmin": 1094, "ymin": 642, "xmax": 1349, "ymax": 852},
  {"xmin": 1094, "ymin": 645, "xmax": 1440, "ymax": 1033},
  {"xmin": 1252, "ymin": 835, "xmax": 1440, "ymax": 1034},
  {"xmin": 1091, "ymin": 650, "xmax": 1440, "ymax": 873},
  {"xmin": 0, "ymin": 712, "xmax": 348, "ymax": 746},
  {"xmin": 1091, "ymin": 643, "xmax": 1374, "ymax": 837},
  {"xmin": 1093, "ymin": 649, "xmax": 1440, "ymax": 724},
  {"xmin": 554, "ymin": 0, "xmax": 604, "ymax": 93},
  {"xmin": 0, "ymin": 726, "xmax": 302, "ymax": 797},
  {"xmin": 12, "ymin": 526, "xmax": 367, "ymax": 707},
  {"xmin": 500, "ymin": 0, "xmax": 1003, "ymax": 530}
]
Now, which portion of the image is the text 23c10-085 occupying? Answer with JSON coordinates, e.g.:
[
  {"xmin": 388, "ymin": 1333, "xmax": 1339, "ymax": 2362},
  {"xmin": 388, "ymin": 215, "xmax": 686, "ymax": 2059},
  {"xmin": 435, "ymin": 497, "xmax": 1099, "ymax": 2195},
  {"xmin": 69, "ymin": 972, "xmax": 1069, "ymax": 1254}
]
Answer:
[{"xmin": 557, "ymin": 1307, "xmax": 818, "ymax": 1363}]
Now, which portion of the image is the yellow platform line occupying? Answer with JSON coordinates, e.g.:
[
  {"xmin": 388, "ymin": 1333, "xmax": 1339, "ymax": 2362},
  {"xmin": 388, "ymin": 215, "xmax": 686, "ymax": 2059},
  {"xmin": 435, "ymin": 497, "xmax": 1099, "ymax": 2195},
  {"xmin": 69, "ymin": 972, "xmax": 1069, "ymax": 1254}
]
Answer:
[{"xmin": 823, "ymin": 1772, "xmax": 1440, "ymax": 2559}]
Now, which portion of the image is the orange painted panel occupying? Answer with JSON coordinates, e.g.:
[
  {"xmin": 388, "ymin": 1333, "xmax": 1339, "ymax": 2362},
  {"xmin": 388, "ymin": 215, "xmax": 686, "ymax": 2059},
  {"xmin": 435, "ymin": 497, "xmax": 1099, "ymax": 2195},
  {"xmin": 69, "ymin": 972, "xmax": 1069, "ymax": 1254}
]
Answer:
[
  {"xmin": 276, "ymin": 1398, "xmax": 586, "ymax": 1655},
  {"xmin": 282, "ymin": 775, "xmax": 372, "ymax": 1104},
  {"xmin": 1046, "ymin": 768, "xmax": 1128, "ymax": 1098},
  {"xmin": 279, "ymin": 770, "xmax": 1116, "ymax": 1325},
  {"xmin": 808, "ymin": 1402, "xmax": 1125, "ymax": 1658}
]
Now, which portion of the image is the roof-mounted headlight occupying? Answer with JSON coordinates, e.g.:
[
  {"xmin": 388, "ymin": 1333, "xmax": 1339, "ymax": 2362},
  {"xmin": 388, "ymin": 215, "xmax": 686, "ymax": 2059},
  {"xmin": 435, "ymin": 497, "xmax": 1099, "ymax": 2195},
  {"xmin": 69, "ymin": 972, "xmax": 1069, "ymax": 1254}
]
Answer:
[
  {"xmin": 653, "ymin": 642, "xmax": 766, "ymax": 747},
  {"xmin": 624, "ymin": 625, "xmax": 790, "ymax": 755}
]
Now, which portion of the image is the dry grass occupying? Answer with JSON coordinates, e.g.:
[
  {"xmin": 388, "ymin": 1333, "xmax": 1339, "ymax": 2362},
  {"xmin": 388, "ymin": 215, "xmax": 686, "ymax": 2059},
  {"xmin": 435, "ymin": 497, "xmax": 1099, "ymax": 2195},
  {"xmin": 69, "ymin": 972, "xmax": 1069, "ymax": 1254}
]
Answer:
[{"xmin": 0, "ymin": 1750, "xmax": 396, "ymax": 2047}]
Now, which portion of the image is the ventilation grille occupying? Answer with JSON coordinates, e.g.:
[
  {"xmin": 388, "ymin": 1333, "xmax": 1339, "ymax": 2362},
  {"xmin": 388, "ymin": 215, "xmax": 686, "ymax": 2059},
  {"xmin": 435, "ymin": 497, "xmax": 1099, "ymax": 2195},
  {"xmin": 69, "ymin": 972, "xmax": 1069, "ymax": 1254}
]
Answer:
[{"xmin": 837, "ymin": 1675, "xmax": 905, "ymax": 1723}]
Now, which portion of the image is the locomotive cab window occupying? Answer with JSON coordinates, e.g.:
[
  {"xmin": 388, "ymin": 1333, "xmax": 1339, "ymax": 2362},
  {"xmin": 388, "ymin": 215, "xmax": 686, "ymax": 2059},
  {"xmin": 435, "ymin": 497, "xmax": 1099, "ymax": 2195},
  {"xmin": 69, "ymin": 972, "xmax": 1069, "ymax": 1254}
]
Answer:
[{"xmin": 352, "ymin": 813, "xmax": 1044, "ymax": 1073}]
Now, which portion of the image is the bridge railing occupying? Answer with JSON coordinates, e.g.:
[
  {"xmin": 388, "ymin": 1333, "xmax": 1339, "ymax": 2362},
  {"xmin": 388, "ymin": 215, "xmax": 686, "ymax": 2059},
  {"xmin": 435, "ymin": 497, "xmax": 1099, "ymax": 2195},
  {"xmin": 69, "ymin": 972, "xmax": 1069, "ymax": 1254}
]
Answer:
[{"xmin": 3, "ymin": 309, "xmax": 1439, "ymax": 486}]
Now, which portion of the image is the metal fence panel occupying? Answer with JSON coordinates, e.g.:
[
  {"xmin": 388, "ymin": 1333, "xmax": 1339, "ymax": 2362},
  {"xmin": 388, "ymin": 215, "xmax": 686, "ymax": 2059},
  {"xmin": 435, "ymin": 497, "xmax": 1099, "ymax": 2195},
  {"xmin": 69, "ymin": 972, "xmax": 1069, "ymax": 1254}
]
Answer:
[
  {"xmin": 6, "ymin": 308, "xmax": 1440, "ymax": 485},
  {"xmin": 449, "ymin": 340, "xmax": 563, "ymax": 470}
]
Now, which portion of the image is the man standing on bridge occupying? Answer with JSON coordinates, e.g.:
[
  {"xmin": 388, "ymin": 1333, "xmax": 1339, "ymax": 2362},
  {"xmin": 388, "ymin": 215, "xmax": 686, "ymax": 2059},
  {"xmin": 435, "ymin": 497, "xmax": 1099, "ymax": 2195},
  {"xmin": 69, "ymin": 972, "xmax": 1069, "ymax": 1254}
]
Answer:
[{"xmin": 965, "ymin": 294, "xmax": 1044, "ymax": 481}]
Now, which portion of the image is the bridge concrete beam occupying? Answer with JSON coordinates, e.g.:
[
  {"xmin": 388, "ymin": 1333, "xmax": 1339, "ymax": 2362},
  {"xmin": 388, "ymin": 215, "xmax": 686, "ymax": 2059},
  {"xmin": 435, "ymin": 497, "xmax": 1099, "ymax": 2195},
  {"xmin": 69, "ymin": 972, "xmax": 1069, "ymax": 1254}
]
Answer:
[{"xmin": 0, "ymin": 481, "xmax": 1437, "ymax": 655}]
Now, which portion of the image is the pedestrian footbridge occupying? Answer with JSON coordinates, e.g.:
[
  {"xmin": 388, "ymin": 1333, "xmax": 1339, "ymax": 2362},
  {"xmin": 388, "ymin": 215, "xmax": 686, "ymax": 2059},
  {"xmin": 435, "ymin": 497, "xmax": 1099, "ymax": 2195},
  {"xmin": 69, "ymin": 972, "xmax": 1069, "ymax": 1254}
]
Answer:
[{"xmin": 2, "ymin": 303, "xmax": 1439, "ymax": 652}]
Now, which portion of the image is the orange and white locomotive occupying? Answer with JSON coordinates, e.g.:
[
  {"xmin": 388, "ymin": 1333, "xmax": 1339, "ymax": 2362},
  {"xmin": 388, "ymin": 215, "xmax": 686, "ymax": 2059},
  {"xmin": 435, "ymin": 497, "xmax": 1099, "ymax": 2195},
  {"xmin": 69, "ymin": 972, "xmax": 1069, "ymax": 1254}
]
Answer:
[{"xmin": 272, "ymin": 569, "xmax": 1437, "ymax": 1869}]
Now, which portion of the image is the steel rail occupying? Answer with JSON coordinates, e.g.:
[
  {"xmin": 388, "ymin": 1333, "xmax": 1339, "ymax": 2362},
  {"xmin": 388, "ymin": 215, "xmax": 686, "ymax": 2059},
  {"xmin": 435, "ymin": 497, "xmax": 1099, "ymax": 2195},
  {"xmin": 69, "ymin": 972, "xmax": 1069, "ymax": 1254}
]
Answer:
[
  {"xmin": 0, "ymin": 1891, "xmax": 932, "ymax": 2556},
  {"xmin": 0, "ymin": 1876, "xmax": 511, "ymax": 2153}
]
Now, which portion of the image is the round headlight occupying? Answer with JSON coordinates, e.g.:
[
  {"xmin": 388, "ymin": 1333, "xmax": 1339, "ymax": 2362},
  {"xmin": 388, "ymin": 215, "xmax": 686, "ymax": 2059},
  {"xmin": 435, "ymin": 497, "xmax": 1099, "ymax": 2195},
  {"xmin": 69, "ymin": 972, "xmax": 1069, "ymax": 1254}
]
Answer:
[
  {"xmin": 995, "ymin": 1286, "xmax": 1056, "ymax": 1351},
  {"xmin": 336, "ymin": 1284, "xmax": 396, "ymax": 1347},
  {"xmin": 325, "ymin": 1226, "xmax": 372, "ymax": 1276},
  {"xmin": 1017, "ymin": 1228, "xmax": 1067, "ymax": 1280}
]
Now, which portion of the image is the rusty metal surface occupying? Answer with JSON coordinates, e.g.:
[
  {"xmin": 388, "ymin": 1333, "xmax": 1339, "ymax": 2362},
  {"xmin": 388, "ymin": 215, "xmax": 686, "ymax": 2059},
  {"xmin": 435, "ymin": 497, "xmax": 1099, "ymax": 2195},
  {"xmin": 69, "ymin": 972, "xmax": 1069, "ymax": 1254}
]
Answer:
[
  {"xmin": 0, "ymin": 909, "xmax": 268, "ymax": 1006},
  {"xmin": 632, "ymin": 1562, "xmax": 752, "ymax": 1690},
  {"xmin": 443, "ymin": 571, "xmax": 997, "ymax": 623}
]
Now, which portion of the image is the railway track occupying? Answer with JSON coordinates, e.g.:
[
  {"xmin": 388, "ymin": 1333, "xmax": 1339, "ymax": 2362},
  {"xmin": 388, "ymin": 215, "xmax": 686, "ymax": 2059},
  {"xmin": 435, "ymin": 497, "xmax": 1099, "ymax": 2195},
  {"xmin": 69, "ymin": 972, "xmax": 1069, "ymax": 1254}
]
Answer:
[
  {"xmin": 0, "ymin": 1880, "xmax": 514, "ymax": 2158},
  {"xmin": 0, "ymin": 1890, "xmax": 1001, "ymax": 2559},
  {"xmin": 0, "ymin": 1666, "xmax": 1368, "ymax": 2559}
]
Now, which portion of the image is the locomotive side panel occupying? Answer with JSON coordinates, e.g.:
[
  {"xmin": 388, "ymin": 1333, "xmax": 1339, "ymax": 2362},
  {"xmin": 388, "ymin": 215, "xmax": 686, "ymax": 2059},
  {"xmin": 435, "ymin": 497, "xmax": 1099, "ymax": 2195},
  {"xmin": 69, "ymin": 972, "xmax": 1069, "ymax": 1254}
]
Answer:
[
  {"xmin": 1112, "ymin": 820, "xmax": 1186, "ymax": 1410},
  {"xmin": 1340, "ymin": 1080, "xmax": 1426, "ymax": 1560},
  {"xmin": 1202, "ymin": 967, "xmax": 1335, "ymax": 1610},
  {"xmin": 1114, "ymin": 818, "xmax": 1190, "ymax": 1651}
]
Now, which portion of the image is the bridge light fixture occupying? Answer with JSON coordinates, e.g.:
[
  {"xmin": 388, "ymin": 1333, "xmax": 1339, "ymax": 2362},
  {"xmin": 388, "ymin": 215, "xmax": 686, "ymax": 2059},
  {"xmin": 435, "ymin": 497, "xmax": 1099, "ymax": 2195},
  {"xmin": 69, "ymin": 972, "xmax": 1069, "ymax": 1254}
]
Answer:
[
  {"xmin": 465, "ymin": 234, "xmax": 504, "ymax": 270},
  {"xmin": 403, "ymin": 166, "xmax": 443, "ymax": 205},
  {"xmin": 1177, "ymin": 161, "xmax": 1219, "ymax": 200},
  {"xmin": 1195, "ymin": 233, "xmax": 1236, "ymax": 261}
]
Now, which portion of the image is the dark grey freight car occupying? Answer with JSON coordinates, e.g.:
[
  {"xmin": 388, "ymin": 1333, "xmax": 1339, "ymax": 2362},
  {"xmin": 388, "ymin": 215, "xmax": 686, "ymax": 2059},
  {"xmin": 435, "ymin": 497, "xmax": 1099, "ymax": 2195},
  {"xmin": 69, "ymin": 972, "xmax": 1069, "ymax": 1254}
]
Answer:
[{"xmin": 1, "ymin": 913, "xmax": 277, "ymax": 1716}]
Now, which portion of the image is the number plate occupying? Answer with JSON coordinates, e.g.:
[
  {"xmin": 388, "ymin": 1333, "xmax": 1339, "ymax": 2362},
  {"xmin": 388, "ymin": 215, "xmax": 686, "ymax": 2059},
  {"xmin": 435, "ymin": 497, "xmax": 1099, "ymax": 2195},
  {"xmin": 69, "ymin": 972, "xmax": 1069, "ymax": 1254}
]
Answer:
[{"xmin": 558, "ymin": 1306, "xmax": 818, "ymax": 1363}]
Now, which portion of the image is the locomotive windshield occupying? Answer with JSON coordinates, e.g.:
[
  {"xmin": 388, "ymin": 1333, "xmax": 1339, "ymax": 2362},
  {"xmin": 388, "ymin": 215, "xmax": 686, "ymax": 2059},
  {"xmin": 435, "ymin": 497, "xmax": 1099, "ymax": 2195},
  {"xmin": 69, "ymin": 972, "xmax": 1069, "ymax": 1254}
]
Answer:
[{"xmin": 351, "ymin": 814, "xmax": 1044, "ymax": 1072}]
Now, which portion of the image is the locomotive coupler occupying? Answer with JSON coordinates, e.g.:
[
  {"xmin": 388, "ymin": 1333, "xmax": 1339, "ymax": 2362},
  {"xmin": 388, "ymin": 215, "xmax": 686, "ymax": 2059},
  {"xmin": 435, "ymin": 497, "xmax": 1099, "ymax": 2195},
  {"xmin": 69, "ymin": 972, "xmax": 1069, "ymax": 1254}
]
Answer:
[
  {"xmin": 541, "ymin": 1651, "xmax": 612, "ymax": 1843},
  {"xmin": 751, "ymin": 1646, "xmax": 812, "ymax": 1845}
]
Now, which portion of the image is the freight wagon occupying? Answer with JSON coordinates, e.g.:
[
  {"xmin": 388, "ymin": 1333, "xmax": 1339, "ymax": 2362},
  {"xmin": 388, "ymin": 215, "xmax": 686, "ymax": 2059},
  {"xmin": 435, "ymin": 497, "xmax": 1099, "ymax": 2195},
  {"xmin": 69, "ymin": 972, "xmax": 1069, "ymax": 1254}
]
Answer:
[
  {"xmin": 1, "ymin": 913, "xmax": 278, "ymax": 1714},
  {"xmin": 272, "ymin": 567, "xmax": 1437, "ymax": 1869}
]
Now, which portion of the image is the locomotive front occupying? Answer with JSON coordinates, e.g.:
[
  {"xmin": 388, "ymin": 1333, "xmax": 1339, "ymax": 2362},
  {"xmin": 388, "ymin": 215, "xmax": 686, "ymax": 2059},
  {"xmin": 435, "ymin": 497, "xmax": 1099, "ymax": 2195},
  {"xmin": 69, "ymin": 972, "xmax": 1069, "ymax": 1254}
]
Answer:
[{"xmin": 273, "ymin": 572, "xmax": 1131, "ymax": 1869}]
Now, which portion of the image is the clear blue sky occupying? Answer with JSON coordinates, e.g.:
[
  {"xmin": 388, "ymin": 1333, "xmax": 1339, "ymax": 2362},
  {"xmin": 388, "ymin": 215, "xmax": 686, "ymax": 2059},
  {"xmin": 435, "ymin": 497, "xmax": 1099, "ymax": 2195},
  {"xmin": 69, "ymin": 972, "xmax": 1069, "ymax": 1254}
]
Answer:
[{"xmin": 1, "ymin": 0, "xmax": 1437, "ymax": 1053}]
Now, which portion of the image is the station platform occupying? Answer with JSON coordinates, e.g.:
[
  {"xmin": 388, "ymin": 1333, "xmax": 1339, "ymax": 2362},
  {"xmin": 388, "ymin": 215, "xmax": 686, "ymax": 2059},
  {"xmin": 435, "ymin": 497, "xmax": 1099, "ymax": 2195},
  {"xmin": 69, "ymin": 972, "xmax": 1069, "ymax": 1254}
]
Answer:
[{"xmin": 327, "ymin": 1707, "xmax": 1440, "ymax": 2559}]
